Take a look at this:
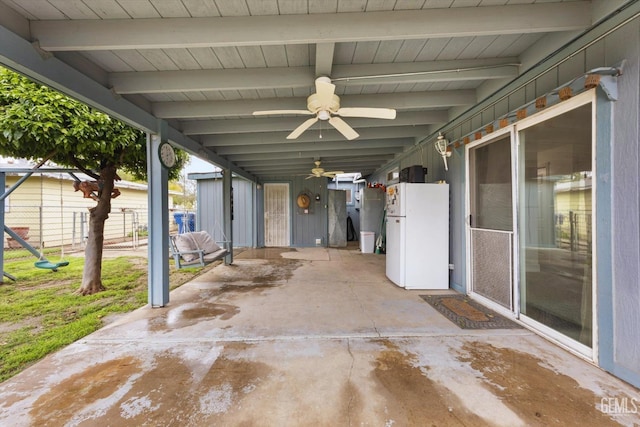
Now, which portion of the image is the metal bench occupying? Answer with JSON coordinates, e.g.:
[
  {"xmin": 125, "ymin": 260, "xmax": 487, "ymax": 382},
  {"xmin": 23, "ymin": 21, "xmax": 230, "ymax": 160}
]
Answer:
[{"xmin": 169, "ymin": 231, "xmax": 229, "ymax": 269}]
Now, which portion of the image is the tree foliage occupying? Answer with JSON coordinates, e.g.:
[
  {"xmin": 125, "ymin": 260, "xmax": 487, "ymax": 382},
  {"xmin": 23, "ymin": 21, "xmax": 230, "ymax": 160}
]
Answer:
[
  {"xmin": 0, "ymin": 67, "xmax": 188, "ymax": 294},
  {"xmin": 0, "ymin": 67, "xmax": 186, "ymax": 180}
]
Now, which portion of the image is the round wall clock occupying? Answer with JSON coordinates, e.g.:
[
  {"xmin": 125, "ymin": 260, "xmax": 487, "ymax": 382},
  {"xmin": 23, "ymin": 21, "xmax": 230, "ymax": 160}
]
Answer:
[{"xmin": 159, "ymin": 142, "xmax": 176, "ymax": 168}]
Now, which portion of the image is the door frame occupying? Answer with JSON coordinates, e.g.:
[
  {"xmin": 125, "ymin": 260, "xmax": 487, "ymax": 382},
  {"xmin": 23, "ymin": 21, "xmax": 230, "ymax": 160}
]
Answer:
[
  {"xmin": 263, "ymin": 182, "xmax": 291, "ymax": 247},
  {"xmin": 514, "ymin": 90, "xmax": 597, "ymax": 361},
  {"xmin": 465, "ymin": 126, "xmax": 518, "ymax": 320}
]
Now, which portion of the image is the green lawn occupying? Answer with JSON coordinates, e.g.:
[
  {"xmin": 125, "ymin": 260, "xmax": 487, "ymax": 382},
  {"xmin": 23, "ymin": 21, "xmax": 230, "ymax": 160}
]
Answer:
[{"xmin": 0, "ymin": 254, "xmax": 208, "ymax": 382}]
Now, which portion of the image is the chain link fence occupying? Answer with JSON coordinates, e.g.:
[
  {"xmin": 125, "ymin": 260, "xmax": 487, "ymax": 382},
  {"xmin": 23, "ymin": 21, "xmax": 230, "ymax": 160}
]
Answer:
[{"xmin": 4, "ymin": 205, "xmax": 151, "ymax": 258}]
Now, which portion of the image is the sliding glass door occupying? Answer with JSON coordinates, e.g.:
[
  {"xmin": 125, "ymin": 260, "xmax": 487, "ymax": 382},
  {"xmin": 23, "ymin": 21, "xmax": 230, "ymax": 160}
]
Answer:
[{"xmin": 518, "ymin": 97, "xmax": 594, "ymax": 355}]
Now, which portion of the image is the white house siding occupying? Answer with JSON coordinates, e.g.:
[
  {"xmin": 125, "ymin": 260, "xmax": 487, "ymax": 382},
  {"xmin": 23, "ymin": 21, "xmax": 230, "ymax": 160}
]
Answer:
[{"xmin": 5, "ymin": 175, "xmax": 148, "ymax": 249}]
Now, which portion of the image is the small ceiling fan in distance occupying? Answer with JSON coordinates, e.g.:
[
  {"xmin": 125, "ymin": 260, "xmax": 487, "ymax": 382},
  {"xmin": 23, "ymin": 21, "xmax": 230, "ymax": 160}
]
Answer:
[
  {"xmin": 253, "ymin": 76, "xmax": 396, "ymax": 140},
  {"xmin": 306, "ymin": 160, "xmax": 343, "ymax": 180}
]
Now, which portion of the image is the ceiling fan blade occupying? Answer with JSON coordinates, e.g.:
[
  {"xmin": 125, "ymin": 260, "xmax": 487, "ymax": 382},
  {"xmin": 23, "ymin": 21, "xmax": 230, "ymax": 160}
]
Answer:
[
  {"xmin": 315, "ymin": 80, "xmax": 336, "ymax": 106},
  {"xmin": 336, "ymin": 107, "xmax": 396, "ymax": 119},
  {"xmin": 322, "ymin": 171, "xmax": 344, "ymax": 177},
  {"xmin": 287, "ymin": 117, "xmax": 319, "ymax": 139},
  {"xmin": 305, "ymin": 175, "xmax": 316, "ymax": 180},
  {"xmin": 253, "ymin": 110, "xmax": 313, "ymax": 116},
  {"xmin": 328, "ymin": 116, "xmax": 359, "ymax": 140}
]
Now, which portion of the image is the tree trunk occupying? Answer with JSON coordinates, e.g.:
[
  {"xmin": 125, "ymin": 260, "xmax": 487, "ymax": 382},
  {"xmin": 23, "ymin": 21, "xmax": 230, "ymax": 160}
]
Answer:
[{"xmin": 76, "ymin": 165, "xmax": 117, "ymax": 295}]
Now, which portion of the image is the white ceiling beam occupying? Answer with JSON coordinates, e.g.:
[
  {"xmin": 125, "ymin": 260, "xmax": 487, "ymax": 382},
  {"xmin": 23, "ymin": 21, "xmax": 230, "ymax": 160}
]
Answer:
[
  {"xmin": 245, "ymin": 165, "xmax": 381, "ymax": 174},
  {"xmin": 241, "ymin": 159, "xmax": 391, "ymax": 174},
  {"xmin": 315, "ymin": 42, "xmax": 335, "ymax": 77},
  {"xmin": 240, "ymin": 166, "xmax": 381, "ymax": 175},
  {"xmin": 0, "ymin": 23, "xmax": 256, "ymax": 181},
  {"xmin": 202, "ymin": 126, "xmax": 427, "ymax": 146},
  {"xmin": 0, "ymin": 2, "xmax": 30, "ymax": 39},
  {"xmin": 236, "ymin": 156, "xmax": 391, "ymax": 167},
  {"xmin": 153, "ymin": 90, "xmax": 476, "ymax": 119},
  {"xmin": 109, "ymin": 66, "xmax": 314, "ymax": 94},
  {"xmin": 31, "ymin": 3, "xmax": 592, "ymax": 51},
  {"xmin": 244, "ymin": 160, "xmax": 389, "ymax": 172},
  {"xmin": 212, "ymin": 138, "xmax": 414, "ymax": 155},
  {"xmin": 181, "ymin": 111, "xmax": 447, "ymax": 135},
  {"xmin": 225, "ymin": 147, "xmax": 403, "ymax": 162},
  {"xmin": 109, "ymin": 58, "xmax": 518, "ymax": 94}
]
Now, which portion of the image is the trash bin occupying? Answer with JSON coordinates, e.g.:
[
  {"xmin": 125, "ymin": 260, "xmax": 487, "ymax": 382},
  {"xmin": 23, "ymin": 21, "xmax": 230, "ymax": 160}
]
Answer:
[
  {"xmin": 173, "ymin": 212, "xmax": 195, "ymax": 233},
  {"xmin": 360, "ymin": 231, "xmax": 375, "ymax": 253}
]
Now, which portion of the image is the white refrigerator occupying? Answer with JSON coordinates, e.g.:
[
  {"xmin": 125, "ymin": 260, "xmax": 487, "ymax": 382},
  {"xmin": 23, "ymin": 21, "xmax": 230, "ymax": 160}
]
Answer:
[{"xmin": 385, "ymin": 183, "xmax": 449, "ymax": 289}]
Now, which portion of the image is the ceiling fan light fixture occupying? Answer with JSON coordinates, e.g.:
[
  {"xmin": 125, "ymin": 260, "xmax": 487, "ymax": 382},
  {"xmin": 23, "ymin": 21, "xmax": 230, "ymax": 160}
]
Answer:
[
  {"xmin": 253, "ymin": 75, "xmax": 395, "ymax": 141},
  {"xmin": 317, "ymin": 110, "xmax": 331, "ymax": 121}
]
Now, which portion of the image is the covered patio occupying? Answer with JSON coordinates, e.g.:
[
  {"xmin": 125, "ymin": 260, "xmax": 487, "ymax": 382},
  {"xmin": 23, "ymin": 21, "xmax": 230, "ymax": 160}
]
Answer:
[
  {"xmin": 0, "ymin": 247, "xmax": 637, "ymax": 426},
  {"xmin": 1, "ymin": 0, "xmax": 640, "ymax": 412}
]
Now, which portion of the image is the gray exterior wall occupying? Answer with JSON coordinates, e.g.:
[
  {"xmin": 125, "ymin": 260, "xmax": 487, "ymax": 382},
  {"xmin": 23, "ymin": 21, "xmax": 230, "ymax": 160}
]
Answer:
[
  {"xmin": 192, "ymin": 174, "xmax": 254, "ymax": 247},
  {"xmin": 367, "ymin": 4, "xmax": 640, "ymax": 388},
  {"xmin": 607, "ymin": 13, "xmax": 640, "ymax": 385},
  {"xmin": 257, "ymin": 176, "xmax": 328, "ymax": 247}
]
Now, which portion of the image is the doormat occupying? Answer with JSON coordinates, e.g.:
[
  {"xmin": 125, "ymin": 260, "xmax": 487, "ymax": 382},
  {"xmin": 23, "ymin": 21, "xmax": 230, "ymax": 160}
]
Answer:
[{"xmin": 420, "ymin": 294, "xmax": 522, "ymax": 329}]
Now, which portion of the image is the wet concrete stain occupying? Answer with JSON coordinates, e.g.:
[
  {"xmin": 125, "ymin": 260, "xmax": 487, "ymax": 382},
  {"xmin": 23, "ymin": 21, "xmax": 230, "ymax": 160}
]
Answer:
[
  {"xmin": 372, "ymin": 340, "xmax": 490, "ymax": 426},
  {"xmin": 234, "ymin": 248, "xmax": 297, "ymax": 260},
  {"xmin": 93, "ymin": 353, "xmax": 200, "ymax": 426},
  {"xmin": 29, "ymin": 344, "xmax": 271, "ymax": 426},
  {"xmin": 148, "ymin": 302, "xmax": 240, "ymax": 331},
  {"xmin": 457, "ymin": 342, "xmax": 622, "ymax": 426},
  {"xmin": 30, "ymin": 356, "xmax": 143, "ymax": 426},
  {"xmin": 181, "ymin": 303, "xmax": 239, "ymax": 321},
  {"xmin": 148, "ymin": 262, "xmax": 301, "ymax": 332},
  {"xmin": 199, "ymin": 283, "xmax": 279, "ymax": 299},
  {"xmin": 207, "ymin": 258, "xmax": 301, "ymax": 286},
  {"xmin": 192, "ymin": 342, "xmax": 271, "ymax": 424}
]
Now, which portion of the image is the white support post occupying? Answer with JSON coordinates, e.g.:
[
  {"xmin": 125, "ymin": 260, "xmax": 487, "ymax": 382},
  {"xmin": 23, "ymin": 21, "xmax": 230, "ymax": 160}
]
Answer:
[{"xmin": 147, "ymin": 122, "xmax": 170, "ymax": 307}]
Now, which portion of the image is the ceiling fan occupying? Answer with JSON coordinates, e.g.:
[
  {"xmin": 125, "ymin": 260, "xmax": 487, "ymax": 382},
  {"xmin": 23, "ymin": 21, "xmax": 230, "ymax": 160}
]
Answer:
[
  {"xmin": 306, "ymin": 160, "xmax": 344, "ymax": 180},
  {"xmin": 253, "ymin": 76, "xmax": 396, "ymax": 140}
]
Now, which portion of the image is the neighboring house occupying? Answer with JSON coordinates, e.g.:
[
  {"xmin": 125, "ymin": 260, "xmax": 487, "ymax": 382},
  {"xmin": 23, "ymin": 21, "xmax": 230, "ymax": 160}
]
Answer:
[{"xmin": 1, "ymin": 158, "xmax": 174, "ymax": 250}]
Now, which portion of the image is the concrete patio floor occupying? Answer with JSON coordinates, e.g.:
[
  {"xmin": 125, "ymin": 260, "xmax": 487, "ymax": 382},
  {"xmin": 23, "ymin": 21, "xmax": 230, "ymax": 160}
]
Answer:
[{"xmin": 1, "ymin": 246, "xmax": 638, "ymax": 426}]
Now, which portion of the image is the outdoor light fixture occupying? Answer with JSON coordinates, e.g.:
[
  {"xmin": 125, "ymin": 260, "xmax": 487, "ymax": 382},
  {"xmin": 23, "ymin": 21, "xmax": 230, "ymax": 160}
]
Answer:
[{"xmin": 434, "ymin": 132, "xmax": 451, "ymax": 171}]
